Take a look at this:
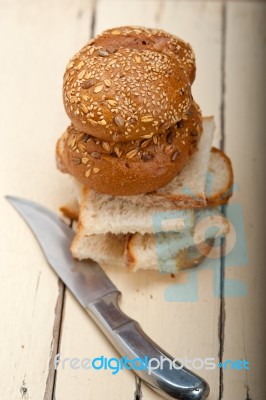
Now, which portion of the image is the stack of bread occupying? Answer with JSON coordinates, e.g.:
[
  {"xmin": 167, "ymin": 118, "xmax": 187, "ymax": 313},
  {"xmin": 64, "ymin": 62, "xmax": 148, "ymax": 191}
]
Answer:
[{"xmin": 56, "ymin": 26, "xmax": 233, "ymax": 273}]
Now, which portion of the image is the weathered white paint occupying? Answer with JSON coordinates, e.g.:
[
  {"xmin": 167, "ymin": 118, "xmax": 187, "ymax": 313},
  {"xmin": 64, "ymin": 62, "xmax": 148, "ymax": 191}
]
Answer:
[
  {"xmin": 0, "ymin": 1, "xmax": 93, "ymax": 399},
  {"xmin": 222, "ymin": 2, "xmax": 266, "ymax": 399},
  {"xmin": 1, "ymin": 1, "xmax": 264, "ymax": 399}
]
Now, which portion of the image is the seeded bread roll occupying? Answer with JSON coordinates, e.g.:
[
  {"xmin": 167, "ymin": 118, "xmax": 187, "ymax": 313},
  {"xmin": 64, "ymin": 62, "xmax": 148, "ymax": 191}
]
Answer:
[
  {"xmin": 56, "ymin": 102, "xmax": 202, "ymax": 196},
  {"xmin": 63, "ymin": 41, "xmax": 192, "ymax": 142},
  {"xmin": 94, "ymin": 26, "xmax": 196, "ymax": 84}
]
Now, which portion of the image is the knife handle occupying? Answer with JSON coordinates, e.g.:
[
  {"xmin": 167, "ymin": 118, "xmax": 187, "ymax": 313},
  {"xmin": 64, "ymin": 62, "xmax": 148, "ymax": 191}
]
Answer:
[{"xmin": 86, "ymin": 291, "xmax": 209, "ymax": 400}]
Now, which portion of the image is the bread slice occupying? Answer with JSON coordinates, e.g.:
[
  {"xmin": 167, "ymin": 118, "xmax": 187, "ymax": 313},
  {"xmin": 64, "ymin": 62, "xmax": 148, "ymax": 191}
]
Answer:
[
  {"xmin": 206, "ymin": 148, "xmax": 233, "ymax": 206},
  {"xmin": 71, "ymin": 232, "xmax": 126, "ymax": 269},
  {"xmin": 71, "ymin": 207, "xmax": 229, "ymax": 272},
  {"xmin": 70, "ymin": 230, "xmax": 206, "ymax": 272},
  {"xmin": 126, "ymin": 207, "xmax": 230, "ymax": 271}
]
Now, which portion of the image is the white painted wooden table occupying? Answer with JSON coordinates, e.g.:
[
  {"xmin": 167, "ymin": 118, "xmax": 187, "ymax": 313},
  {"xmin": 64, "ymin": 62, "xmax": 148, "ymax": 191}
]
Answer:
[{"xmin": 1, "ymin": 1, "xmax": 265, "ymax": 399}]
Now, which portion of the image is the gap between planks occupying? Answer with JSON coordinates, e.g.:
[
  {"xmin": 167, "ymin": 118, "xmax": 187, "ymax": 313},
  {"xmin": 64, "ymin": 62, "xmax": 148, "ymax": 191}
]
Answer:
[{"xmin": 218, "ymin": 2, "xmax": 227, "ymax": 399}]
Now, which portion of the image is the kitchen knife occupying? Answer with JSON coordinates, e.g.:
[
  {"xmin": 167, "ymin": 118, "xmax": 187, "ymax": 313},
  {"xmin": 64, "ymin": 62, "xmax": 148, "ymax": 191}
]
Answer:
[{"xmin": 6, "ymin": 196, "xmax": 210, "ymax": 400}]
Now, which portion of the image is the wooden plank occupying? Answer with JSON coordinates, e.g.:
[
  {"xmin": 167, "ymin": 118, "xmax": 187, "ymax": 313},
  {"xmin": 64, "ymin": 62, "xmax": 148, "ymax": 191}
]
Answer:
[
  {"xmin": 55, "ymin": 1, "xmax": 224, "ymax": 399},
  {"xmin": 222, "ymin": 2, "xmax": 266, "ymax": 399},
  {"xmin": 0, "ymin": 1, "xmax": 93, "ymax": 399}
]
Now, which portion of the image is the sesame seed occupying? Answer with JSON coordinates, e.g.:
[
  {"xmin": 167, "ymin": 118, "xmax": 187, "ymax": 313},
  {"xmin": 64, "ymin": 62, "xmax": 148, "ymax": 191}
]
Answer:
[
  {"xmin": 80, "ymin": 104, "xmax": 88, "ymax": 113},
  {"xmin": 78, "ymin": 70, "xmax": 86, "ymax": 80},
  {"xmin": 85, "ymin": 169, "xmax": 91, "ymax": 177},
  {"xmin": 98, "ymin": 119, "xmax": 107, "ymax": 125}
]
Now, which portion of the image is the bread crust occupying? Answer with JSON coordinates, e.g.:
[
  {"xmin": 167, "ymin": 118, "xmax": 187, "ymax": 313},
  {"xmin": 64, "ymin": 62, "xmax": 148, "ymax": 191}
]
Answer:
[
  {"xmin": 56, "ymin": 101, "xmax": 202, "ymax": 196},
  {"xmin": 63, "ymin": 36, "xmax": 192, "ymax": 142},
  {"xmin": 206, "ymin": 147, "xmax": 234, "ymax": 205},
  {"xmin": 125, "ymin": 233, "xmax": 209, "ymax": 272},
  {"xmin": 94, "ymin": 26, "xmax": 196, "ymax": 84}
]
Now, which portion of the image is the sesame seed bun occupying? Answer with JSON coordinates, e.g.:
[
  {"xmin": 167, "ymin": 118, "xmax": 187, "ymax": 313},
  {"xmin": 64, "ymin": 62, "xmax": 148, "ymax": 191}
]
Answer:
[
  {"xmin": 94, "ymin": 26, "xmax": 196, "ymax": 84},
  {"xmin": 56, "ymin": 102, "xmax": 202, "ymax": 196},
  {"xmin": 63, "ymin": 43, "xmax": 192, "ymax": 142}
]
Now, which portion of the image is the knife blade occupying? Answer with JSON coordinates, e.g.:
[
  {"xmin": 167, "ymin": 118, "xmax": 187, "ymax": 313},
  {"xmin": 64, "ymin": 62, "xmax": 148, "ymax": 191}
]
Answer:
[{"xmin": 6, "ymin": 196, "xmax": 210, "ymax": 400}]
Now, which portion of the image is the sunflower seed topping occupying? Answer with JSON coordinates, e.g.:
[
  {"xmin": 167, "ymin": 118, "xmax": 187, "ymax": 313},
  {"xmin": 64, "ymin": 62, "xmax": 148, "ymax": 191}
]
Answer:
[
  {"xmin": 98, "ymin": 49, "xmax": 109, "ymax": 57},
  {"xmin": 114, "ymin": 115, "xmax": 125, "ymax": 127},
  {"xmin": 72, "ymin": 157, "xmax": 81, "ymax": 165},
  {"xmin": 102, "ymin": 141, "xmax": 111, "ymax": 152},
  {"xmin": 78, "ymin": 143, "xmax": 86, "ymax": 152},
  {"xmin": 114, "ymin": 146, "xmax": 122, "ymax": 158},
  {"xmin": 140, "ymin": 139, "xmax": 151, "ymax": 149},
  {"xmin": 82, "ymin": 79, "xmax": 95, "ymax": 89},
  {"xmin": 91, "ymin": 151, "xmax": 101, "ymax": 159},
  {"xmin": 166, "ymin": 132, "xmax": 173, "ymax": 144},
  {"xmin": 141, "ymin": 153, "xmax": 154, "ymax": 161},
  {"xmin": 106, "ymin": 47, "xmax": 117, "ymax": 54},
  {"xmin": 171, "ymin": 150, "xmax": 180, "ymax": 162}
]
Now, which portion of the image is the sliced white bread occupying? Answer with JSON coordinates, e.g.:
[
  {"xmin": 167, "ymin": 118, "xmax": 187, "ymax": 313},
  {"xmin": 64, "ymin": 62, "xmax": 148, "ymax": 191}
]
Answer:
[
  {"xmin": 71, "ymin": 207, "xmax": 229, "ymax": 272},
  {"xmin": 70, "ymin": 230, "xmax": 206, "ymax": 272},
  {"xmin": 126, "ymin": 207, "xmax": 230, "ymax": 271},
  {"xmin": 71, "ymin": 232, "xmax": 126, "ymax": 269},
  {"xmin": 206, "ymin": 147, "xmax": 234, "ymax": 206}
]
